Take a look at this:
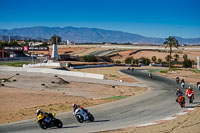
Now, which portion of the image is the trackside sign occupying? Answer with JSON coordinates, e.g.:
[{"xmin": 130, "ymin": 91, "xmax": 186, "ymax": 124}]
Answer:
[{"xmin": 3, "ymin": 46, "xmax": 49, "ymax": 51}]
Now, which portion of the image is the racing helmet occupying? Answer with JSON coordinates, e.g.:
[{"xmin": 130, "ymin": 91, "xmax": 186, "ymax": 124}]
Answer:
[
  {"xmin": 36, "ymin": 109, "xmax": 41, "ymax": 114},
  {"xmin": 177, "ymin": 88, "xmax": 180, "ymax": 91},
  {"xmin": 72, "ymin": 103, "xmax": 76, "ymax": 108}
]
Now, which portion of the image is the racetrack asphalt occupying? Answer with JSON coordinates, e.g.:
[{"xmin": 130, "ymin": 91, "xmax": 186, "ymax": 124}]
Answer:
[{"xmin": 0, "ymin": 69, "xmax": 199, "ymax": 133}]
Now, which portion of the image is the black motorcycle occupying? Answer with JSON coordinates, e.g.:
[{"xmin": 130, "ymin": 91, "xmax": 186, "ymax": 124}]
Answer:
[{"xmin": 36, "ymin": 113, "xmax": 63, "ymax": 129}]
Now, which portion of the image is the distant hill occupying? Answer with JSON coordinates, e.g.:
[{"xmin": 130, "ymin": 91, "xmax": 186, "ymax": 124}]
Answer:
[
  {"xmin": 0, "ymin": 35, "xmax": 32, "ymax": 42},
  {"xmin": 0, "ymin": 26, "xmax": 200, "ymax": 44}
]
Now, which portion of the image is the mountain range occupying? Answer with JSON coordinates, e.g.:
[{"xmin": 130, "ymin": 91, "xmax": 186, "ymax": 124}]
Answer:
[{"xmin": 0, "ymin": 26, "xmax": 200, "ymax": 44}]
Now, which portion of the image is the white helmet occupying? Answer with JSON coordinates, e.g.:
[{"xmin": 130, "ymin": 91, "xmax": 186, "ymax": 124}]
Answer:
[{"xmin": 36, "ymin": 109, "xmax": 41, "ymax": 113}]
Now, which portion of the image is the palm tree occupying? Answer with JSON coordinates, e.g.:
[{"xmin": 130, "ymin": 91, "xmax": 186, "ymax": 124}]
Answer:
[{"xmin": 163, "ymin": 36, "xmax": 179, "ymax": 69}]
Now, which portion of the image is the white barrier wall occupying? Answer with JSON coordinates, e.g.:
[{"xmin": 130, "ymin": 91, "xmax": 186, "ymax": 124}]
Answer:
[
  {"xmin": 0, "ymin": 66, "xmax": 104, "ymax": 80},
  {"xmin": 197, "ymin": 56, "xmax": 200, "ymax": 70}
]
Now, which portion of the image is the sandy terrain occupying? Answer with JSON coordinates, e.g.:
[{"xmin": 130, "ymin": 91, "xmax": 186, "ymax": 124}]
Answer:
[
  {"xmin": 111, "ymin": 50, "xmax": 199, "ymax": 63},
  {"xmin": 156, "ymin": 69, "xmax": 200, "ymax": 87},
  {"xmin": 70, "ymin": 66, "xmax": 139, "ymax": 83},
  {"xmin": 0, "ymin": 69, "xmax": 146, "ymax": 124},
  {"xmin": 0, "ymin": 86, "xmax": 107, "ymax": 124}
]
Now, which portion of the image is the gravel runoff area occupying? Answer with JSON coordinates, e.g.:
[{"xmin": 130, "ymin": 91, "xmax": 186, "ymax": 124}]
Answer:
[{"xmin": 0, "ymin": 69, "xmax": 147, "ymax": 124}]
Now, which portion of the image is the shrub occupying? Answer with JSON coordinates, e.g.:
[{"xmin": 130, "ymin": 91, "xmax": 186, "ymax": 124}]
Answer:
[
  {"xmin": 139, "ymin": 57, "xmax": 150, "ymax": 65},
  {"xmin": 125, "ymin": 57, "xmax": 134, "ymax": 64},
  {"xmin": 183, "ymin": 59, "xmax": 192, "ymax": 68},
  {"xmin": 115, "ymin": 60, "xmax": 121, "ymax": 64},
  {"xmin": 158, "ymin": 58, "xmax": 162, "ymax": 64},
  {"xmin": 152, "ymin": 56, "xmax": 157, "ymax": 63},
  {"xmin": 83, "ymin": 55, "xmax": 97, "ymax": 62}
]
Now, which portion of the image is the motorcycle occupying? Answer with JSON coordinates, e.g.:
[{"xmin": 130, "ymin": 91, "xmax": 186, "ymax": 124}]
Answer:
[
  {"xmin": 176, "ymin": 96, "xmax": 185, "ymax": 108},
  {"xmin": 198, "ymin": 84, "xmax": 200, "ymax": 91},
  {"xmin": 187, "ymin": 92, "xmax": 194, "ymax": 104},
  {"xmin": 149, "ymin": 73, "xmax": 152, "ymax": 79},
  {"xmin": 176, "ymin": 78, "xmax": 180, "ymax": 84},
  {"xmin": 74, "ymin": 108, "xmax": 94, "ymax": 123},
  {"xmin": 36, "ymin": 113, "xmax": 63, "ymax": 129}
]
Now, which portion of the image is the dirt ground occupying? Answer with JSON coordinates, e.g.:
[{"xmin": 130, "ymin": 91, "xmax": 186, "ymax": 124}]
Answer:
[
  {"xmin": 156, "ymin": 69, "xmax": 200, "ymax": 87},
  {"xmin": 0, "ymin": 86, "xmax": 108, "ymax": 124},
  {"xmin": 0, "ymin": 69, "xmax": 146, "ymax": 124},
  {"xmin": 70, "ymin": 66, "xmax": 139, "ymax": 83},
  {"xmin": 111, "ymin": 49, "xmax": 200, "ymax": 63}
]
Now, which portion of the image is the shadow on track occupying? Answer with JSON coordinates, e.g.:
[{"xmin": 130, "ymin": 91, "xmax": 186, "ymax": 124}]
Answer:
[
  {"xmin": 94, "ymin": 120, "xmax": 110, "ymax": 123},
  {"xmin": 185, "ymin": 105, "xmax": 195, "ymax": 108},
  {"xmin": 51, "ymin": 125, "xmax": 80, "ymax": 129},
  {"xmin": 192, "ymin": 102, "xmax": 200, "ymax": 104}
]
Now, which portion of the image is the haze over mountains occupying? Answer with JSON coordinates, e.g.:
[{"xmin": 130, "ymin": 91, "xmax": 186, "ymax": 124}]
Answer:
[{"xmin": 0, "ymin": 26, "xmax": 200, "ymax": 44}]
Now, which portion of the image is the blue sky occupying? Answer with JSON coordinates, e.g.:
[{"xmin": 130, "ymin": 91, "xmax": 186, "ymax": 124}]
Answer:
[{"xmin": 0, "ymin": 0, "xmax": 200, "ymax": 38}]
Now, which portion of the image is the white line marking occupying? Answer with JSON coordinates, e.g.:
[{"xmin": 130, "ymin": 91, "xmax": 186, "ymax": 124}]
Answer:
[
  {"xmin": 161, "ymin": 116, "xmax": 176, "ymax": 120},
  {"xmin": 137, "ymin": 122, "xmax": 157, "ymax": 127}
]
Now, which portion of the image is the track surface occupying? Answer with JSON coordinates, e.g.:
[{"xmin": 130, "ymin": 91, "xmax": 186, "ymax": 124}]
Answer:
[{"xmin": 0, "ymin": 69, "xmax": 199, "ymax": 133}]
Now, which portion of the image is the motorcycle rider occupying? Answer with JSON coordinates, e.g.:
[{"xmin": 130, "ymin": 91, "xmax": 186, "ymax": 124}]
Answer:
[
  {"xmin": 176, "ymin": 76, "xmax": 180, "ymax": 84},
  {"xmin": 181, "ymin": 79, "xmax": 185, "ymax": 89},
  {"xmin": 185, "ymin": 86, "xmax": 194, "ymax": 99},
  {"xmin": 36, "ymin": 109, "xmax": 54, "ymax": 119},
  {"xmin": 176, "ymin": 88, "xmax": 184, "ymax": 102},
  {"xmin": 149, "ymin": 73, "xmax": 152, "ymax": 79},
  {"xmin": 181, "ymin": 79, "xmax": 185, "ymax": 84},
  {"xmin": 197, "ymin": 81, "xmax": 200, "ymax": 90},
  {"xmin": 73, "ymin": 103, "xmax": 88, "ymax": 120},
  {"xmin": 176, "ymin": 88, "xmax": 184, "ymax": 97}
]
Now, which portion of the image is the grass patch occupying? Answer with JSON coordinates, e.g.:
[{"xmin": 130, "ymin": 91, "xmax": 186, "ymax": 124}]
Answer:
[
  {"xmin": 170, "ymin": 68, "xmax": 182, "ymax": 71},
  {"xmin": 148, "ymin": 69, "xmax": 162, "ymax": 73},
  {"xmin": 0, "ymin": 78, "xmax": 10, "ymax": 83},
  {"xmin": 160, "ymin": 70, "xmax": 168, "ymax": 73},
  {"xmin": 103, "ymin": 96, "xmax": 128, "ymax": 100},
  {"xmin": 191, "ymin": 69, "xmax": 200, "ymax": 74},
  {"xmin": 87, "ymin": 50, "xmax": 105, "ymax": 56},
  {"xmin": 109, "ymin": 74, "xmax": 117, "ymax": 77},
  {"xmin": 0, "ymin": 62, "xmax": 30, "ymax": 67}
]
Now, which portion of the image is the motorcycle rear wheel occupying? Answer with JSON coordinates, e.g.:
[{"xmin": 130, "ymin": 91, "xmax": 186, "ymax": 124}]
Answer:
[{"xmin": 189, "ymin": 97, "xmax": 193, "ymax": 104}]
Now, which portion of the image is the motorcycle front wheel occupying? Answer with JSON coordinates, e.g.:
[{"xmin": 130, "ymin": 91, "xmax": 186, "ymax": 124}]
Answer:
[
  {"xmin": 54, "ymin": 119, "xmax": 63, "ymax": 128},
  {"xmin": 88, "ymin": 113, "xmax": 94, "ymax": 122},
  {"xmin": 39, "ymin": 121, "xmax": 47, "ymax": 129},
  {"xmin": 76, "ymin": 115, "xmax": 84, "ymax": 123}
]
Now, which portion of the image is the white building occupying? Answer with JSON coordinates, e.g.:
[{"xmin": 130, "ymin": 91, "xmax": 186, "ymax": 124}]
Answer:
[{"xmin": 66, "ymin": 39, "xmax": 71, "ymax": 45}]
